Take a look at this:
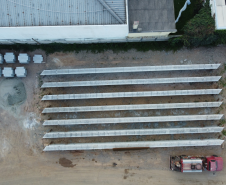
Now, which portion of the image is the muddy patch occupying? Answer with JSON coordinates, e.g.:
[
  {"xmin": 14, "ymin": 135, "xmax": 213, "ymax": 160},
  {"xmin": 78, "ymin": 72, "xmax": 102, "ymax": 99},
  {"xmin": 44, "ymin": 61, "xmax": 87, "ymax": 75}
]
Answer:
[
  {"xmin": 59, "ymin": 158, "xmax": 76, "ymax": 168},
  {"xmin": 0, "ymin": 79, "xmax": 27, "ymax": 107},
  {"xmin": 0, "ymin": 137, "xmax": 11, "ymax": 160},
  {"xmin": 23, "ymin": 112, "xmax": 39, "ymax": 129}
]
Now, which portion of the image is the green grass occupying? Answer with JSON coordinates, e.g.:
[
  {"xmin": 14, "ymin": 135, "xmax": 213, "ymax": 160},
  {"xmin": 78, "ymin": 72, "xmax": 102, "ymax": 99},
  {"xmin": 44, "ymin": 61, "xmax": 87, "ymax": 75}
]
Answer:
[
  {"xmin": 220, "ymin": 119, "xmax": 226, "ymax": 126},
  {"xmin": 219, "ymin": 78, "xmax": 226, "ymax": 87},
  {"xmin": 215, "ymin": 30, "xmax": 226, "ymax": 45},
  {"xmin": 173, "ymin": 0, "xmax": 202, "ymax": 34},
  {"xmin": 222, "ymin": 130, "xmax": 226, "ymax": 136},
  {"xmin": 0, "ymin": 42, "xmax": 182, "ymax": 54}
]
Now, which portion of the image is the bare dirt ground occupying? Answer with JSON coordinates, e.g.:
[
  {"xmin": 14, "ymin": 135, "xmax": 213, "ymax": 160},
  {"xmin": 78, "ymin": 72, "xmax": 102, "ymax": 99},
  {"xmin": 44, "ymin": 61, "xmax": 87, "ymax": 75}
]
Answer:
[{"xmin": 0, "ymin": 46, "xmax": 226, "ymax": 185}]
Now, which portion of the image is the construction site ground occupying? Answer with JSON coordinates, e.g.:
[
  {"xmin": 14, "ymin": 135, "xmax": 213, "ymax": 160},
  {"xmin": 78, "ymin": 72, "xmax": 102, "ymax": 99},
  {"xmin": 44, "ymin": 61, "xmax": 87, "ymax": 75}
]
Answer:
[{"xmin": 0, "ymin": 47, "xmax": 226, "ymax": 185}]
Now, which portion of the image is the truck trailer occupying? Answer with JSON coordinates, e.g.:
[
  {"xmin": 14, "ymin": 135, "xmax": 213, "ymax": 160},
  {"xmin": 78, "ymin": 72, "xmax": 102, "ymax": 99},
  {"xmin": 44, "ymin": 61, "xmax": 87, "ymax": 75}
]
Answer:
[{"xmin": 170, "ymin": 155, "xmax": 223, "ymax": 173}]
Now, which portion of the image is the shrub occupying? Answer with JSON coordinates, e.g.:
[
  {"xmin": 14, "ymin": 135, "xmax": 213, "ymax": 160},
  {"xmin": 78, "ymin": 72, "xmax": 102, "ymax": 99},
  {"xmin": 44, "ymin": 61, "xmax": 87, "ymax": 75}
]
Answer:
[
  {"xmin": 222, "ymin": 130, "xmax": 226, "ymax": 136},
  {"xmin": 0, "ymin": 41, "xmax": 184, "ymax": 54},
  {"xmin": 173, "ymin": 0, "xmax": 204, "ymax": 34},
  {"xmin": 220, "ymin": 119, "xmax": 226, "ymax": 125},
  {"xmin": 215, "ymin": 30, "xmax": 226, "ymax": 45},
  {"xmin": 182, "ymin": 0, "xmax": 216, "ymax": 47}
]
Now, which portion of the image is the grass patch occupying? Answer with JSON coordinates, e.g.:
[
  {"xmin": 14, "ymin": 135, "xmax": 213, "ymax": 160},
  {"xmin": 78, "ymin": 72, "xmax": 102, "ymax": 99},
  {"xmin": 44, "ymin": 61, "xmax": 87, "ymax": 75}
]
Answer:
[
  {"xmin": 222, "ymin": 130, "xmax": 226, "ymax": 136},
  {"xmin": 173, "ymin": 0, "xmax": 203, "ymax": 34},
  {"xmin": 182, "ymin": 0, "xmax": 215, "ymax": 47},
  {"xmin": 219, "ymin": 78, "xmax": 226, "ymax": 87},
  {"xmin": 220, "ymin": 119, "xmax": 226, "ymax": 126},
  {"xmin": 215, "ymin": 30, "xmax": 226, "ymax": 45},
  {"xmin": 0, "ymin": 41, "xmax": 183, "ymax": 54}
]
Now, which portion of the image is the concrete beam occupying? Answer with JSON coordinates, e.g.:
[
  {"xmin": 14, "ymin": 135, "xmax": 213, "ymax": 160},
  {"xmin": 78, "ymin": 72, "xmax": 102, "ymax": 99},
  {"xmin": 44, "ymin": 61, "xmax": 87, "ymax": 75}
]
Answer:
[
  {"xmin": 40, "ymin": 64, "xmax": 221, "ymax": 76},
  {"xmin": 43, "ymin": 139, "xmax": 224, "ymax": 151},
  {"xmin": 41, "ymin": 76, "xmax": 221, "ymax": 88},
  {"xmin": 43, "ymin": 114, "xmax": 223, "ymax": 126},
  {"xmin": 42, "ymin": 89, "xmax": 222, "ymax": 101},
  {"xmin": 42, "ymin": 102, "xmax": 222, "ymax": 113},
  {"xmin": 43, "ymin": 127, "xmax": 224, "ymax": 138}
]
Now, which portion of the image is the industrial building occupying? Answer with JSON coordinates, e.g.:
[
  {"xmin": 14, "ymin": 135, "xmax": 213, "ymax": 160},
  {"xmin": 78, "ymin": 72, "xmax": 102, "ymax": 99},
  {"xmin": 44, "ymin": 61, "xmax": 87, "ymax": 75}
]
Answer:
[{"xmin": 0, "ymin": 0, "xmax": 177, "ymax": 44}]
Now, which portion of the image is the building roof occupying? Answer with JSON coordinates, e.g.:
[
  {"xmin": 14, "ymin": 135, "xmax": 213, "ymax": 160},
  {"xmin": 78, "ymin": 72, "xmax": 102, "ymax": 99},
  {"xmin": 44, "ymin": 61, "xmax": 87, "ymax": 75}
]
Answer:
[
  {"xmin": 1, "ymin": 0, "xmax": 126, "ymax": 27},
  {"xmin": 214, "ymin": 0, "xmax": 226, "ymax": 29},
  {"xmin": 128, "ymin": 0, "xmax": 176, "ymax": 32}
]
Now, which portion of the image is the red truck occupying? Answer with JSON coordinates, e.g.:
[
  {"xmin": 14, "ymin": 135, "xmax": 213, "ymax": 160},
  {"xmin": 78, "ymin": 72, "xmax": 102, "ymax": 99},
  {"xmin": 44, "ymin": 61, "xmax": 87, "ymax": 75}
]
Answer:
[{"xmin": 170, "ymin": 155, "xmax": 223, "ymax": 173}]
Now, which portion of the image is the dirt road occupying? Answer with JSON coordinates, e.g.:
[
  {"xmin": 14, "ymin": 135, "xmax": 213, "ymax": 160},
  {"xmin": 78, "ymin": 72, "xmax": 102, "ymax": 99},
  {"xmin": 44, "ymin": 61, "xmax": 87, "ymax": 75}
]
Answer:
[{"xmin": 0, "ymin": 46, "xmax": 226, "ymax": 185}]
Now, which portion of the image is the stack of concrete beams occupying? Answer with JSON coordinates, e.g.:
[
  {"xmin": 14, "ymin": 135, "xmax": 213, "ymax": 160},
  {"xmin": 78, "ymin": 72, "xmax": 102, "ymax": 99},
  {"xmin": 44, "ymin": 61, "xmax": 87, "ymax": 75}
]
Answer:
[
  {"xmin": 15, "ymin": 67, "xmax": 27, "ymax": 77},
  {"xmin": 18, "ymin": 53, "xmax": 30, "ymax": 64},
  {"xmin": 42, "ymin": 102, "xmax": 222, "ymax": 113},
  {"xmin": 41, "ymin": 64, "xmax": 221, "ymax": 76},
  {"xmin": 41, "ymin": 64, "xmax": 224, "ymax": 151},
  {"xmin": 44, "ymin": 140, "xmax": 224, "ymax": 151},
  {"xmin": 43, "ymin": 114, "xmax": 223, "ymax": 126},
  {"xmin": 43, "ymin": 127, "xmax": 224, "ymax": 139},
  {"xmin": 4, "ymin": 52, "xmax": 16, "ymax": 63},
  {"xmin": 33, "ymin": 55, "xmax": 43, "ymax": 63},
  {"xmin": 3, "ymin": 67, "xmax": 14, "ymax": 77},
  {"xmin": 41, "ymin": 76, "xmax": 221, "ymax": 88},
  {"xmin": 42, "ymin": 89, "xmax": 222, "ymax": 101}
]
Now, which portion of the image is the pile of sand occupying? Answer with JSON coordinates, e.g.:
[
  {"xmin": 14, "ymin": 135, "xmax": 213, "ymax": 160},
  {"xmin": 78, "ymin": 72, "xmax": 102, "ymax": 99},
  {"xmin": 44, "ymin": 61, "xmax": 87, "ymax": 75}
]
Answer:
[{"xmin": 0, "ymin": 79, "xmax": 27, "ymax": 107}]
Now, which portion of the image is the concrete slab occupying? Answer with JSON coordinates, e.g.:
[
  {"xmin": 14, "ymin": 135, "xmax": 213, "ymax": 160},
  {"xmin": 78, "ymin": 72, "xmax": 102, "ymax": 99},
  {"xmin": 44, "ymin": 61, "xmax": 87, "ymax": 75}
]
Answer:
[
  {"xmin": 33, "ymin": 55, "xmax": 43, "ymax": 63},
  {"xmin": 15, "ymin": 67, "xmax": 27, "ymax": 77},
  {"xmin": 4, "ymin": 52, "xmax": 15, "ymax": 63},
  {"xmin": 18, "ymin": 53, "xmax": 30, "ymax": 64},
  {"xmin": 3, "ymin": 67, "xmax": 14, "ymax": 77}
]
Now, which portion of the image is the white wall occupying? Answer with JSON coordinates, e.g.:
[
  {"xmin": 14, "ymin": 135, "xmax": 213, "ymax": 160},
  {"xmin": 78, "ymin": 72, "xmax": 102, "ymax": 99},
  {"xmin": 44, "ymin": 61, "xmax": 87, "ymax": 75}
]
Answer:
[
  {"xmin": 128, "ymin": 32, "xmax": 171, "ymax": 38},
  {"xmin": 0, "ymin": 25, "xmax": 128, "ymax": 41},
  {"xmin": 212, "ymin": 0, "xmax": 226, "ymax": 30}
]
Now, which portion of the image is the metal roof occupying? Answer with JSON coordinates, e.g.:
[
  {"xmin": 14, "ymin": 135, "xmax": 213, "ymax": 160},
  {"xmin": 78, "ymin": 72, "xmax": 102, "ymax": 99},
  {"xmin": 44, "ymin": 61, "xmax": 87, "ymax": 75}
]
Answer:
[{"xmin": 1, "ymin": 0, "xmax": 126, "ymax": 27}]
